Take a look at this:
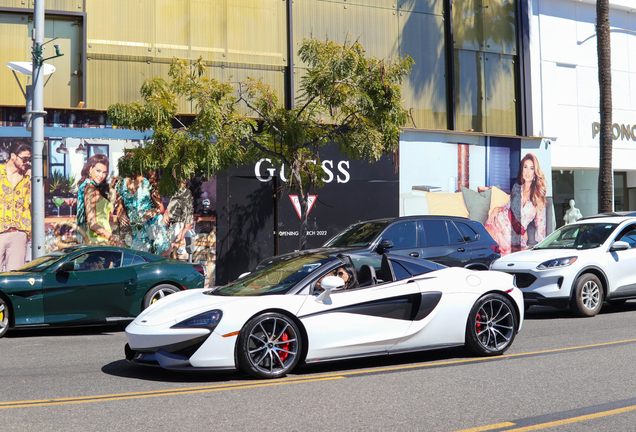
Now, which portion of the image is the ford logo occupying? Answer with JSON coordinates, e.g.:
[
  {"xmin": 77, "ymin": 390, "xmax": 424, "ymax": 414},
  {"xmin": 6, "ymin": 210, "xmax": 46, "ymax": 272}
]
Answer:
[{"xmin": 507, "ymin": 263, "xmax": 514, "ymax": 267}]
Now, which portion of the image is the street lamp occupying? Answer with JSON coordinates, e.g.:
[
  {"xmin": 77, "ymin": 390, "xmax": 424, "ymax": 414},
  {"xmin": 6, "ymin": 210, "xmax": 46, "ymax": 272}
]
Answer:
[
  {"xmin": 5, "ymin": 61, "xmax": 56, "ymax": 132},
  {"xmin": 6, "ymin": 0, "xmax": 65, "ymax": 260}
]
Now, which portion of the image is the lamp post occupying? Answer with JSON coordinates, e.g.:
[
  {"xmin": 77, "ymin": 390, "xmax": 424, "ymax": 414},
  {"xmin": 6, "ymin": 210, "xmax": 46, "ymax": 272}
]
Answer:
[
  {"xmin": 30, "ymin": 0, "xmax": 63, "ymax": 259},
  {"xmin": 6, "ymin": 1, "xmax": 62, "ymax": 260},
  {"xmin": 30, "ymin": 0, "xmax": 47, "ymax": 259}
]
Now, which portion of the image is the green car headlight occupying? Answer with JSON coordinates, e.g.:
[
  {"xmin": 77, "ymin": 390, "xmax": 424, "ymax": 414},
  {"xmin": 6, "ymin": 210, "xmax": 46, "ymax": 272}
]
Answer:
[
  {"xmin": 537, "ymin": 257, "xmax": 578, "ymax": 270},
  {"xmin": 171, "ymin": 310, "xmax": 223, "ymax": 331}
]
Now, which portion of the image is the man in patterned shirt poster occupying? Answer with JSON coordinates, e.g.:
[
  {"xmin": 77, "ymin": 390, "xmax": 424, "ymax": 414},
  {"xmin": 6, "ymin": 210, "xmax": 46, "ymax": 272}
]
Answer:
[{"xmin": 0, "ymin": 141, "xmax": 32, "ymax": 271}]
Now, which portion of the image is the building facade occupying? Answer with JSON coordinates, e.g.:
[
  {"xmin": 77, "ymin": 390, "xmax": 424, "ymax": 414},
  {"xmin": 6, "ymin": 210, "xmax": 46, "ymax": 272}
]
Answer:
[
  {"xmin": 0, "ymin": 0, "xmax": 595, "ymax": 279},
  {"xmin": 527, "ymin": 0, "xmax": 636, "ymax": 226}
]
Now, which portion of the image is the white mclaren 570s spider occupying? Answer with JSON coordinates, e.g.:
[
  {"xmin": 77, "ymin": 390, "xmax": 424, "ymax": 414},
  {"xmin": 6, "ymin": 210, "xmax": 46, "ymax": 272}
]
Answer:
[{"xmin": 125, "ymin": 251, "xmax": 524, "ymax": 379}]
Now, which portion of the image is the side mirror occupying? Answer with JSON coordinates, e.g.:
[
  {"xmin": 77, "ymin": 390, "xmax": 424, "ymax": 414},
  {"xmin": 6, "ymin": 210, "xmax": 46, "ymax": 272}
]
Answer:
[
  {"xmin": 56, "ymin": 262, "xmax": 75, "ymax": 273},
  {"xmin": 376, "ymin": 238, "xmax": 394, "ymax": 253},
  {"xmin": 315, "ymin": 276, "xmax": 345, "ymax": 304},
  {"xmin": 610, "ymin": 240, "xmax": 630, "ymax": 252}
]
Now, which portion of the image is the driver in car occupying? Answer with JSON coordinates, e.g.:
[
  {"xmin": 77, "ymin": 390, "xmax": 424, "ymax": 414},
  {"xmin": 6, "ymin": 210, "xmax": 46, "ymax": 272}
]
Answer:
[{"xmin": 316, "ymin": 266, "xmax": 355, "ymax": 291}]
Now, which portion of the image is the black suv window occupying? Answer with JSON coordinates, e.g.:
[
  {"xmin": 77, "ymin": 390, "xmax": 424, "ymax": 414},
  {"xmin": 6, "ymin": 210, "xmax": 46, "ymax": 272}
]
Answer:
[
  {"xmin": 455, "ymin": 221, "xmax": 478, "ymax": 242},
  {"xmin": 447, "ymin": 221, "xmax": 465, "ymax": 244},
  {"xmin": 381, "ymin": 221, "xmax": 417, "ymax": 249},
  {"xmin": 422, "ymin": 220, "xmax": 449, "ymax": 247}
]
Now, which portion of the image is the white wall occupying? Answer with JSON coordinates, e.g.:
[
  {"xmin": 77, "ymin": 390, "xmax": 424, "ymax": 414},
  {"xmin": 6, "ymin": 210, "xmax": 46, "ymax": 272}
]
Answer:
[
  {"xmin": 529, "ymin": 0, "xmax": 636, "ymax": 171},
  {"xmin": 399, "ymin": 131, "xmax": 487, "ymax": 194}
]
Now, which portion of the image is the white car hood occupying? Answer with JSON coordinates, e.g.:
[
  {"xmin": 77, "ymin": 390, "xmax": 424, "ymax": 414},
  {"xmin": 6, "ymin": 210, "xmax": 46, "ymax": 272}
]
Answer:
[
  {"xmin": 493, "ymin": 248, "xmax": 592, "ymax": 265},
  {"xmin": 133, "ymin": 288, "xmax": 305, "ymax": 328}
]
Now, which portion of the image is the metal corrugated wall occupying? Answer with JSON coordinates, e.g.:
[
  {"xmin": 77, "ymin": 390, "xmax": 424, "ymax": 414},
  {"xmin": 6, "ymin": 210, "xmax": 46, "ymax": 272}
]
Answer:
[
  {"xmin": 0, "ymin": 0, "xmax": 519, "ymax": 134},
  {"xmin": 0, "ymin": 12, "xmax": 29, "ymax": 105}
]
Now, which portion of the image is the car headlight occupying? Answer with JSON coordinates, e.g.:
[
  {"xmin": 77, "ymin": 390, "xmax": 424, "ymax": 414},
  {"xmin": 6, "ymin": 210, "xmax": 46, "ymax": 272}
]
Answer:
[
  {"xmin": 537, "ymin": 257, "xmax": 578, "ymax": 270},
  {"xmin": 171, "ymin": 310, "xmax": 223, "ymax": 331}
]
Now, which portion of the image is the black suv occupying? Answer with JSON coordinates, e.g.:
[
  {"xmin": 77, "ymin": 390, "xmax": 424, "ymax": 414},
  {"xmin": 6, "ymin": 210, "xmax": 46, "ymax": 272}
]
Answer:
[{"xmin": 258, "ymin": 216, "xmax": 500, "ymax": 270}]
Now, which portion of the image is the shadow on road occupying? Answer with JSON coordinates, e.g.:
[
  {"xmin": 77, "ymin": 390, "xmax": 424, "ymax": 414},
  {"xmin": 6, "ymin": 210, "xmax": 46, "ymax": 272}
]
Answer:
[
  {"xmin": 5, "ymin": 322, "xmax": 129, "ymax": 338},
  {"xmin": 524, "ymin": 300, "xmax": 636, "ymax": 320},
  {"xmin": 101, "ymin": 346, "xmax": 476, "ymax": 384},
  {"xmin": 101, "ymin": 360, "xmax": 246, "ymax": 383},
  {"xmin": 292, "ymin": 346, "xmax": 473, "ymax": 377}
]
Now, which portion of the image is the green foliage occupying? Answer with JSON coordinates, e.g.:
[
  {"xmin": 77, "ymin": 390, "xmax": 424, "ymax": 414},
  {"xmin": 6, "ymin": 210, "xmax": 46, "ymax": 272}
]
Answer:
[
  {"xmin": 107, "ymin": 37, "xmax": 413, "ymax": 246},
  {"xmin": 49, "ymin": 171, "xmax": 77, "ymax": 194}
]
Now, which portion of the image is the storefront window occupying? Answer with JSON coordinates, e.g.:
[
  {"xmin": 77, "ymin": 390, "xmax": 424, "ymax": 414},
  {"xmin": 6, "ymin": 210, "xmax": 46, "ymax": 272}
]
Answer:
[{"xmin": 614, "ymin": 172, "xmax": 625, "ymax": 212}]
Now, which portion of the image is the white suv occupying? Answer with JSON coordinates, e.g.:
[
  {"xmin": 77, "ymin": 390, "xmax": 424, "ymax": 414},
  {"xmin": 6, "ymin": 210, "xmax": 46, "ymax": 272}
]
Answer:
[{"xmin": 490, "ymin": 213, "xmax": 636, "ymax": 317}]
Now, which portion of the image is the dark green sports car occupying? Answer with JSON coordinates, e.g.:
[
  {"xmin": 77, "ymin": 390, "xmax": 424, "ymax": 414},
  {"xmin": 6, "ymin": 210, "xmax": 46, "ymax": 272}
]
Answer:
[{"xmin": 0, "ymin": 245, "xmax": 205, "ymax": 338}]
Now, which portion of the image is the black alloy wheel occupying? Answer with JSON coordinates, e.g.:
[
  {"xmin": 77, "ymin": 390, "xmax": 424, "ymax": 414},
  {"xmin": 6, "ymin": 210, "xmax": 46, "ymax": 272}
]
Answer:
[
  {"xmin": 465, "ymin": 293, "xmax": 517, "ymax": 356},
  {"xmin": 237, "ymin": 312, "xmax": 302, "ymax": 379}
]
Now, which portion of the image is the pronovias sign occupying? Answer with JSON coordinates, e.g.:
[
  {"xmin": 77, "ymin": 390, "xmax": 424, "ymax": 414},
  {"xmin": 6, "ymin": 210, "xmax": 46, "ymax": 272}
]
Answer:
[{"xmin": 592, "ymin": 122, "xmax": 636, "ymax": 141}]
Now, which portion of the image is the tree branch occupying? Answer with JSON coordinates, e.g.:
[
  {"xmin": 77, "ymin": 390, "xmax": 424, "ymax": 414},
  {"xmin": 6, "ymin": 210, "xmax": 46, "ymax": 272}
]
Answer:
[
  {"xmin": 248, "ymin": 138, "xmax": 292, "ymax": 168},
  {"xmin": 236, "ymin": 83, "xmax": 284, "ymax": 137}
]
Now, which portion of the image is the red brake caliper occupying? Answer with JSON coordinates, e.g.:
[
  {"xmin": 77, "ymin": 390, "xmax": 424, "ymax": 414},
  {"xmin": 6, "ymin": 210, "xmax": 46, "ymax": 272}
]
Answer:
[
  {"xmin": 278, "ymin": 331, "xmax": 290, "ymax": 362},
  {"xmin": 476, "ymin": 313, "xmax": 482, "ymax": 333}
]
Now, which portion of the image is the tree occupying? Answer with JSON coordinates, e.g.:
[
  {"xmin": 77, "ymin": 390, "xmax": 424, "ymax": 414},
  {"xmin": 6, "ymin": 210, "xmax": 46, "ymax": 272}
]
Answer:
[
  {"xmin": 596, "ymin": 0, "xmax": 613, "ymax": 213},
  {"xmin": 108, "ymin": 37, "xmax": 413, "ymax": 250}
]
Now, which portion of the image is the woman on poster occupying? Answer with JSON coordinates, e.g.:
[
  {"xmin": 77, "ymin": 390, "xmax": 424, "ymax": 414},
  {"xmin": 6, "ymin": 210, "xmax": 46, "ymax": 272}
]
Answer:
[
  {"xmin": 163, "ymin": 178, "xmax": 194, "ymax": 257},
  {"xmin": 485, "ymin": 153, "xmax": 547, "ymax": 256},
  {"xmin": 115, "ymin": 170, "xmax": 171, "ymax": 256},
  {"xmin": 76, "ymin": 154, "xmax": 124, "ymax": 246}
]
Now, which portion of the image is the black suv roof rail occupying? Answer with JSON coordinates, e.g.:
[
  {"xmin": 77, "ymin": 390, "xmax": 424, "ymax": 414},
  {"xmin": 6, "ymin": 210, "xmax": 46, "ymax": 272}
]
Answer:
[{"xmin": 581, "ymin": 211, "xmax": 636, "ymax": 220}]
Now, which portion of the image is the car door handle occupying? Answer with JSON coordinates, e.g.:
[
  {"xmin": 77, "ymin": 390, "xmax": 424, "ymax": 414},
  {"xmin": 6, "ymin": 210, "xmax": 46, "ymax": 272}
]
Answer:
[
  {"xmin": 124, "ymin": 278, "xmax": 137, "ymax": 295},
  {"xmin": 457, "ymin": 248, "xmax": 466, "ymax": 252},
  {"xmin": 409, "ymin": 252, "xmax": 420, "ymax": 258}
]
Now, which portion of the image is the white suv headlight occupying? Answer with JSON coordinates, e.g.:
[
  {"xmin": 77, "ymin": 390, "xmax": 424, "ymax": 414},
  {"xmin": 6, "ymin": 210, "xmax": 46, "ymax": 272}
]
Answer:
[{"xmin": 537, "ymin": 257, "xmax": 578, "ymax": 270}]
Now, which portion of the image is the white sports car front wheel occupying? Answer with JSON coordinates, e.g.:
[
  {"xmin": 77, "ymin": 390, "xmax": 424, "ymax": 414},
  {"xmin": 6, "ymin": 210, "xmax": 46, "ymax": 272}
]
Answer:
[
  {"xmin": 465, "ymin": 293, "xmax": 518, "ymax": 356},
  {"xmin": 237, "ymin": 312, "xmax": 303, "ymax": 379}
]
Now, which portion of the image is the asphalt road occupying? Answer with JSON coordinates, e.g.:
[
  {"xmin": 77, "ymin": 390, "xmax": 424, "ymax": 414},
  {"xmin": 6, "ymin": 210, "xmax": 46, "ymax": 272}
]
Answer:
[{"xmin": 3, "ymin": 303, "xmax": 636, "ymax": 432}]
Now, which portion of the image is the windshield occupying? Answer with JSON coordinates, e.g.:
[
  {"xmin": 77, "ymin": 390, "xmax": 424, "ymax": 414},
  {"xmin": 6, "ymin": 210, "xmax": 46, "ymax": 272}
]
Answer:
[
  {"xmin": 15, "ymin": 253, "xmax": 66, "ymax": 272},
  {"xmin": 211, "ymin": 254, "xmax": 334, "ymax": 296},
  {"xmin": 323, "ymin": 221, "xmax": 388, "ymax": 248},
  {"xmin": 535, "ymin": 223, "xmax": 618, "ymax": 250}
]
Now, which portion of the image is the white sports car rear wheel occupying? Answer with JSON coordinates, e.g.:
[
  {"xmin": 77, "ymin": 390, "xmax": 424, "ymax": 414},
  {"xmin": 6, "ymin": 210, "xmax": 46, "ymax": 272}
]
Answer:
[
  {"xmin": 465, "ymin": 293, "xmax": 517, "ymax": 356},
  {"xmin": 237, "ymin": 312, "xmax": 302, "ymax": 379}
]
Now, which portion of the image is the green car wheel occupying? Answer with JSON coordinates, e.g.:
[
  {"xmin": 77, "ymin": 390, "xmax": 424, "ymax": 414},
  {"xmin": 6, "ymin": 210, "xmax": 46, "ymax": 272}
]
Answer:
[{"xmin": 142, "ymin": 284, "xmax": 181, "ymax": 310}]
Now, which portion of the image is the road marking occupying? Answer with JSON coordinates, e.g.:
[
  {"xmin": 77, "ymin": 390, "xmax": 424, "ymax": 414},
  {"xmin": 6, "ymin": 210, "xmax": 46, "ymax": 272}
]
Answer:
[
  {"xmin": 305, "ymin": 338, "xmax": 636, "ymax": 380},
  {"xmin": 2, "ymin": 338, "xmax": 636, "ymax": 410},
  {"xmin": 452, "ymin": 423, "xmax": 516, "ymax": 431},
  {"xmin": 0, "ymin": 376, "xmax": 344, "ymax": 409},
  {"xmin": 454, "ymin": 403, "xmax": 636, "ymax": 432}
]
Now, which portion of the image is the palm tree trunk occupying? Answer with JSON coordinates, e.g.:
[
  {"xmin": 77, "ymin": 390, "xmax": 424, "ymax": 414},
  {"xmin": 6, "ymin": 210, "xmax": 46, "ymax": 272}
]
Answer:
[{"xmin": 597, "ymin": 0, "xmax": 613, "ymax": 213}]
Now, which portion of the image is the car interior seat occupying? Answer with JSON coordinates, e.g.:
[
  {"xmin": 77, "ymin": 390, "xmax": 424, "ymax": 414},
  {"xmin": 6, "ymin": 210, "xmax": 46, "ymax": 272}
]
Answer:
[
  {"xmin": 358, "ymin": 264, "xmax": 378, "ymax": 287},
  {"xmin": 377, "ymin": 254, "xmax": 395, "ymax": 283}
]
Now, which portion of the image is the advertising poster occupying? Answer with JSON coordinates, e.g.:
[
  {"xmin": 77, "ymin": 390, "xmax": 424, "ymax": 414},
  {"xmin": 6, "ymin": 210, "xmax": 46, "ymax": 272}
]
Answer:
[
  {"xmin": 216, "ymin": 143, "xmax": 399, "ymax": 283},
  {"xmin": 399, "ymin": 133, "xmax": 554, "ymax": 256},
  {"xmin": 0, "ymin": 136, "xmax": 217, "ymax": 281}
]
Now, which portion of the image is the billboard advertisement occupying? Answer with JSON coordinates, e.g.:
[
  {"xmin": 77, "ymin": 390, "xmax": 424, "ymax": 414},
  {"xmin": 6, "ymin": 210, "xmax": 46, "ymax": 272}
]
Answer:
[
  {"xmin": 216, "ymin": 143, "xmax": 399, "ymax": 283},
  {"xmin": 399, "ymin": 132, "xmax": 554, "ymax": 256},
  {"xmin": 0, "ymin": 136, "xmax": 217, "ymax": 282}
]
